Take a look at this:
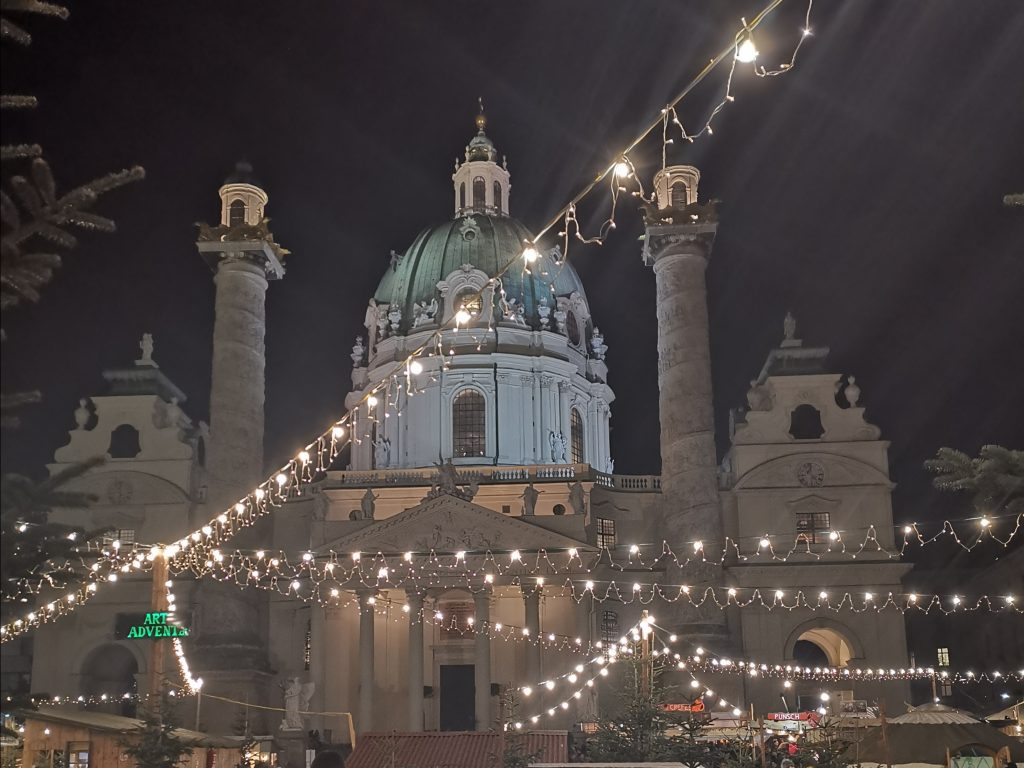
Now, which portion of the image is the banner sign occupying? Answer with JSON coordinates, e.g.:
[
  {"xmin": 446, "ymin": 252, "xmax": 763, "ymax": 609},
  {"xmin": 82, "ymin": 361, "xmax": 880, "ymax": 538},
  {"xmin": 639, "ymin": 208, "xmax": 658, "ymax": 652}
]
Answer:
[
  {"xmin": 663, "ymin": 700, "xmax": 705, "ymax": 713},
  {"xmin": 125, "ymin": 612, "xmax": 189, "ymax": 638}
]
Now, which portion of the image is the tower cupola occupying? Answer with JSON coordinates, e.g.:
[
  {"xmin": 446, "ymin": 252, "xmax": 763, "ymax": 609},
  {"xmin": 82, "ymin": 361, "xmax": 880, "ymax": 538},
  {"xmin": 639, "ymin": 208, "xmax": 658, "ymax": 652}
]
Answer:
[
  {"xmin": 452, "ymin": 101, "xmax": 510, "ymax": 217},
  {"xmin": 219, "ymin": 160, "xmax": 268, "ymax": 227}
]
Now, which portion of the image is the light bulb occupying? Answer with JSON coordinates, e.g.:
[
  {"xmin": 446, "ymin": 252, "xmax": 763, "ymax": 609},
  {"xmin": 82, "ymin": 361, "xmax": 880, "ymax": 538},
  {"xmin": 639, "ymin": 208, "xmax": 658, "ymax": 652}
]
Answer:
[
  {"xmin": 613, "ymin": 161, "xmax": 630, "ymax": 178},
  {"xmin": 522, "ymin": 246, "xmax": 541, "ymax": 264},
  {"xmin": 409, "ymin": 360, "xmax": 423, "ymax": 375},
  {"xmin": 455, "ymin": 308, "xmax": 472, "ymax": 325},
  {"xmin": 367, "ymin": 395, "xmax": 378, "ymax": 408},
  {"xmin": 759, "ymin": 537, "xmax": 770, "ymax": 549},
  {"xmin": 736, "ymin": 37, "xmax": 758, "ymax": 63},
  {"xmin": 332, "ymin": 425, "xmax": 345, "ymax": 440}
]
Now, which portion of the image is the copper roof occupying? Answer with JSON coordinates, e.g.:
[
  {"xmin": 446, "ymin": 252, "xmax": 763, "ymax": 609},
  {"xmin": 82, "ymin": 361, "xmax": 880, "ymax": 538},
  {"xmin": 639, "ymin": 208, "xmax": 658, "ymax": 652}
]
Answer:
[{"xmin": 346, "ymin": 730, "xmax": 568, "ymax": 768}]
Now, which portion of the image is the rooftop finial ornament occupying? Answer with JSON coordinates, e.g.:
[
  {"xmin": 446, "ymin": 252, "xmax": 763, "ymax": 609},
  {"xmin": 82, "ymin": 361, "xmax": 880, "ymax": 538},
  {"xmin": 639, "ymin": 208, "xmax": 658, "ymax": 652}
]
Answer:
[
  {"xmin": 136, "ymin": 332, "xmax": 156, "ymax": 367},
  {"xmin": 476, "ymin": 96, "xmax": 487, "ymax": 133},
  {"xmin": 781, "ymin": 311, "xmax": 802, "ymax": 348}
]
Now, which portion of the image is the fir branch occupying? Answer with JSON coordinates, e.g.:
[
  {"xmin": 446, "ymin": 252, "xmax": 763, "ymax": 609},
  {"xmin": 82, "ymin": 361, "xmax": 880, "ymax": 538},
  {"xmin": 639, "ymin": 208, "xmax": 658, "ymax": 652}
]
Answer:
[
  {"xmin": 0, "ymin": 0, "xmax": 68, "ymax": 46},
  {"xmin": 0, "ymin": 95, "xmax": 37, "ymax": 109},
  {"xmin": 1, "ymin": 142, "xmax": 42, "ymax": 162}
]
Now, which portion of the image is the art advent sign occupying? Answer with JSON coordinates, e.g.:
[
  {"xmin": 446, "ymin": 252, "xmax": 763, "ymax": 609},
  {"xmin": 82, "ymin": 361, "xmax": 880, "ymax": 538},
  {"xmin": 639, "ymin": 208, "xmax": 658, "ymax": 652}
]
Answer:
[{"xmin": 124, "ymin": 612, "xmax": 189, "ymax": 639}]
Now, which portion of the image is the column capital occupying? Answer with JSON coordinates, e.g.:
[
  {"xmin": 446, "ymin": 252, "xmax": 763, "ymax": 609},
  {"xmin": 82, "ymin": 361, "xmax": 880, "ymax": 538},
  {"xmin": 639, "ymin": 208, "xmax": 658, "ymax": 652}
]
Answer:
[{"xmin": 641, "ymin": 223, "xmax": 717, "ymax": 268}]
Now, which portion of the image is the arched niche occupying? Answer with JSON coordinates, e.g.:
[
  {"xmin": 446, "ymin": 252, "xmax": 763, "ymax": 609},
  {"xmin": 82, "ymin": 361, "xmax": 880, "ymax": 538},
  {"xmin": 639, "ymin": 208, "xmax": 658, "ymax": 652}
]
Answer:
[{"xmin": 783, "ymin": 617, "xmax": 864, "ymax": 667}]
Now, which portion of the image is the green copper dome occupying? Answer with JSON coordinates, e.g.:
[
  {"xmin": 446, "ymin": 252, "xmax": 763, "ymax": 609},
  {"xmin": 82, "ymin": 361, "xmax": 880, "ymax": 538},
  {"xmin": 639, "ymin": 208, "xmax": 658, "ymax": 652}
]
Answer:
[{"xmin": 374, "ymin": 214, "xmax": 588, "ymax": 333}]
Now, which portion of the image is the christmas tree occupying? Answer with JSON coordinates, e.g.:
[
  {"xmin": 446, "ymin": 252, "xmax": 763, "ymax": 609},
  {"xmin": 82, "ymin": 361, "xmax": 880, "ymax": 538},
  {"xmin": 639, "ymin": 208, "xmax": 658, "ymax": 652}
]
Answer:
[{"xmin": 1, "ymin": 0, "xmax": 142, "ymax": 609}]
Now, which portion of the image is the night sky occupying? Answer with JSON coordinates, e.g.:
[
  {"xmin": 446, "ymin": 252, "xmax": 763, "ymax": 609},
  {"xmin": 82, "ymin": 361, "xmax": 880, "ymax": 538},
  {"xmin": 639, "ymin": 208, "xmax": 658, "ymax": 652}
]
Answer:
[{"xmin": 2, "ymin": 2, "xmax": 1022, "ymax": 529}]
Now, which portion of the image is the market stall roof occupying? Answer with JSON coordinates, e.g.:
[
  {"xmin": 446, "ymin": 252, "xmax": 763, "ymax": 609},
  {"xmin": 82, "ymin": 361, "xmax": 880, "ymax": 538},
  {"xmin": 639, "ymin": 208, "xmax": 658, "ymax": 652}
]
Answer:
[
  {"xmin": 846, "ymin": 722, "xmax": 1024, "ymax": 764},
  {"xmin": 346, "ymin": 731, "xmax": 567, "ymax": 768},
  {"xmin": 19, "ymin": 707, "xmax": 245, "ymax": 748}
]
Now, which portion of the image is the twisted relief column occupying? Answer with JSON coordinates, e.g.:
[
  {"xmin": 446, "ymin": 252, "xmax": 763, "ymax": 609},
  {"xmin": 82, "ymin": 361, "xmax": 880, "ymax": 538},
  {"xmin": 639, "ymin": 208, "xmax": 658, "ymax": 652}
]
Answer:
[{"xmin": 643, "ymin": 212, "xmax": 726, "ymax": 638}]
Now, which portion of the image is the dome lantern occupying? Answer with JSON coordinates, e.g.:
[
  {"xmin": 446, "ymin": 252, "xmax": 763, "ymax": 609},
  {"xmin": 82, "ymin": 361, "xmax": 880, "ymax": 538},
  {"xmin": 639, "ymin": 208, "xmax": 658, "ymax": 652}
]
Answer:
[
  {"xmin": 452, "ymin": 100, "xmax": 511, "ymax": 217},
  {"xmin": 218, "ymin": 161, "xmax": 268, "ymax": 227}
]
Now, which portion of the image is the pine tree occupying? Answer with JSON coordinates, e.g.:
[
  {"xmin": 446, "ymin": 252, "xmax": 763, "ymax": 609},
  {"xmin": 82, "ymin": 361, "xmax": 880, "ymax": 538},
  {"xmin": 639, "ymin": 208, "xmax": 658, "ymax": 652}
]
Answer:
[
  {"xmin": 586, "ymin": 658, "xmax": 691, "ymax": 762},
  {"xmin": 925, "ymin": 445, "xmax": 1023, "ymax": 518},
  {"xmin": 121, "ymin": 692, "xmax": 192, "ymax": 768},
  {"xmin": 1, "ymin": 0, "xmax": 142, "ymax": 609}
]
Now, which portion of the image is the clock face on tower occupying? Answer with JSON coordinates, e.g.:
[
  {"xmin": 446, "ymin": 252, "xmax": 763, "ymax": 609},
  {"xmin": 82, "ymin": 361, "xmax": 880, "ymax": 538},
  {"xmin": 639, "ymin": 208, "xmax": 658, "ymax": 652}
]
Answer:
[{"xmin": 796, "ymin": 461, "xmax": 825, "ymax": 487}]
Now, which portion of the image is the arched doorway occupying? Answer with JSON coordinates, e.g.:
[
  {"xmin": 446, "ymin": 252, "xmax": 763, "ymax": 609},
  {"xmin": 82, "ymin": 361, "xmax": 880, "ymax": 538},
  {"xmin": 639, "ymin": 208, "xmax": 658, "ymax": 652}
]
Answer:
[
  {"xmin": 784, "ymin": 618, "xmax": 862, "ymax": 668},
  {"xmin": 80, "ymin": 643, "xmax": 138, "ymax": 715}
]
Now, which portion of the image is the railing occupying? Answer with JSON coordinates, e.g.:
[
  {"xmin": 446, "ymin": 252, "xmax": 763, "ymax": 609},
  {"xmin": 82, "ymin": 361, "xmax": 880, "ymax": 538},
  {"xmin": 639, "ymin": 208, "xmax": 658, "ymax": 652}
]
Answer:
[{"xmin": 324, "ymin": 464, "xmax": 661, "ymax": 491}]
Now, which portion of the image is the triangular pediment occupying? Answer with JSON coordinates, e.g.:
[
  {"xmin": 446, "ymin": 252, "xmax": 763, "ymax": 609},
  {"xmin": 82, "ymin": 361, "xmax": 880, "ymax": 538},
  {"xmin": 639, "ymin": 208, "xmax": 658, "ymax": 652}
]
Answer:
[{"xmin": 322, "ymin": 494, "xmax": 590, "ymax": 554}]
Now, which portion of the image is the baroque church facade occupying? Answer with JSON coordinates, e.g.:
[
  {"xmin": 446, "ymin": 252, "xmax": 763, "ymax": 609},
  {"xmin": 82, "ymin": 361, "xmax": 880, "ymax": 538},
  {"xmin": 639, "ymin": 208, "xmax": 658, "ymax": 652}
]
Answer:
[{"xmin": 22, "ymin": 113, "xmax": 911, "ymax": 741}]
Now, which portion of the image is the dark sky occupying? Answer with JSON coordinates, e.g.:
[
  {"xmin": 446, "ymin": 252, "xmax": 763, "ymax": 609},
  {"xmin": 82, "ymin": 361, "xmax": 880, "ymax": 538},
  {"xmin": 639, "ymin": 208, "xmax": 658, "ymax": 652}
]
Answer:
[{"xmin": 2, "ymin": 1, "xmax": 1022, "ymax": 527}]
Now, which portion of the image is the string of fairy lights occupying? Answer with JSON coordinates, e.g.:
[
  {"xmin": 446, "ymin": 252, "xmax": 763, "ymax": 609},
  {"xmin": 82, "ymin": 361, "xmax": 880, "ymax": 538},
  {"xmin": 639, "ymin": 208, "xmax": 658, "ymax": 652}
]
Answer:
[{"xmin": 3, "ymin": 510, "xmax": 1021, "ymax": 638}]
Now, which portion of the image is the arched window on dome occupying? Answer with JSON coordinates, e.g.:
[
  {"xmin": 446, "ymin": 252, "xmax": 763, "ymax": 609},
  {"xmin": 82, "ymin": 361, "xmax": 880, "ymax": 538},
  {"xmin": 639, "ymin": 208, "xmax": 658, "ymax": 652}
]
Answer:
[
  {"xmin": 459, "ymin": 183, "xmax": 466, "ymax": 211},
  {"xmin": 228, "ymin": 199, "xmax": 246, "ymax": 226},
  {"xmin": 570, "ymin": 409, "xmax": 585, "ymax": 464},
  {"xmin": 452, "ymin": 389, "xmax": 486, "ymax": 458},
  {"xmin": 566, "ymin": 310, "xmax": 582, "ymax": 346},
  {"xmin": 472, "ymin": 176, "xmax": 486, "ymax": 210},
  {"xmin": 493, "ymin": 180, "xmax": 502, "ymax": 213}
]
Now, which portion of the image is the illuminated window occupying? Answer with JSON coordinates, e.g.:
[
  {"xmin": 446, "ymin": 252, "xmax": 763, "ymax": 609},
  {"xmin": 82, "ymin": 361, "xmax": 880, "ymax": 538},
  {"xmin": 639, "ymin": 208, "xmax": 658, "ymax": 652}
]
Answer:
[
  {"xmin": 937, "ymin": 647, "xmax": 950, "ymax": 667},
  {"xmin": 228, "ymin": 199, "xmax": 246, "ymax": 226},
  {"xmin": 452, "ymin": 389, "xmax": 486, "ymax": 458},
  {"xmin": 939, "ymin": 678, "xmax": 953, "ymax": 697},
  {"xmin": 67, "ymin": 742, "xmax": 90, "ymax": 768},
  {"xmin": 102, "ymin": 529, "xmax": 136, "ymax": 546},
  {"xmin": 596, "ymin": 518, "xmax": 616, "ymax": 549},
  {"xmin": 796, "ymin": 512, "xmax": 831, "ymax": 544},
  {"xmin": 600, "ymin": 610, "xmax": 619, "ymax": 644},
  {"xmin": 304, "ymin": 619, "xmax": 311, "ymax": 671},
  {"xmin": 493, "ymin": 181, "xmax": 502, "ymax": 212},
  {"xmin": 570, "ymin": 409, "xmax": 585, "ymax": 464},
  {"xmin": 472, "ymin": 176, "xmax": 486, "ymax": 209}
]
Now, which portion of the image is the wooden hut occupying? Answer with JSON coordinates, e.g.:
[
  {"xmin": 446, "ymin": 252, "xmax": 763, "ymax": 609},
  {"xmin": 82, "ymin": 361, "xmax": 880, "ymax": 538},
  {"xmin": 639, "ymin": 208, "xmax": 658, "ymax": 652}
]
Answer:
[{"xmin": 19, "ymin": 707, "xmax": 244, "ymax": 768}]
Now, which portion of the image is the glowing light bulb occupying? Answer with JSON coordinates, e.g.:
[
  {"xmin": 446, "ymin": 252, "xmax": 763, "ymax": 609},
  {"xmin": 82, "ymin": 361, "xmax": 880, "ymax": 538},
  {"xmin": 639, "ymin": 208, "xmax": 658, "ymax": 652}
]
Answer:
[
  {"xmin": 409, "ymin": 360, "xmax": 423, "ymax": 375},
  {"xmin": 404, "ymin": 551, "xmax": 413, "ymax": 561},
  {"xmin": 829, "ymin": 530, "xmax": 839, "ymax": 541},
  {"xmin": 455, "ymin": 308, "xmax": 472, "ymax": 325},
  {"xmin": 522, "ymin": 245, "xmax": 541, "ymax": 264},
  {"xmin": 585, "ymin": 580, "xmax": 595, "ymax": 591},
  {"xmin": 759, "ymin": 537, "xmax": 771, "ymax": 549},
  {"xmin": 736, "ymin": 36, "xmax": 758, "ymax": 63},
  {"xmin": 511, "ymin": 550, "xmax": 521, "ymax": 561},
  {"xmin": 522, "ymin": 686, "xmax": 532, "ymax": 697},
  {"xmin": 613, "ymin": 161, "xmax": 630, "ymax": 178},
  {"xmin": 820, "ymin": 692, "xmax": 830, "ymax": 701},
  {"xmin": 693, "ymin": 540, "xmax": 703, "ymax": 552},
  {"xmin": 629, "ymin": 544, "xmax": 640, "ymax": 554},
  {"xmin": 332, "ymin": 425, "xmax": 345, "ymax": 440},
  {"xmin": 455, "ymin": 550, "xmax": 466, "ymax": 561},
  {"xmin": 980, "ymin": 517, "xmax": 991, "ymax": 528},
  {"xmin": 367, "ymin": 395, "xmax": 378, "ymax": 408},
  {"xmin": 275, "ymin": 473, "xmax": 288, "ymax": 486},
  {"xmin": 298, "ymin": 450, "xmax": 310, "ymax": 464}
]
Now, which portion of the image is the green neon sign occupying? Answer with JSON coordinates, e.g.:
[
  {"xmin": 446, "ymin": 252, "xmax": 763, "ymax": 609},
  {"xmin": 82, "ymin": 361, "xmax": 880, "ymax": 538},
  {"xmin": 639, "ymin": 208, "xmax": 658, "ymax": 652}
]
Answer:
[{"xmin": 126, "ymin": 612, "xmax": 189, "ymax": 639}]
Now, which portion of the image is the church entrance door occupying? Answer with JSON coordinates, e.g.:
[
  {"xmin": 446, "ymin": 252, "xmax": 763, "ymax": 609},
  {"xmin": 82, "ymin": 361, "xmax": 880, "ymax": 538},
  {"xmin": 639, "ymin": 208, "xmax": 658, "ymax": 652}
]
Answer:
[{"xmin": 439, "ymin": 664, "xmax": 475, "ymax": 731}]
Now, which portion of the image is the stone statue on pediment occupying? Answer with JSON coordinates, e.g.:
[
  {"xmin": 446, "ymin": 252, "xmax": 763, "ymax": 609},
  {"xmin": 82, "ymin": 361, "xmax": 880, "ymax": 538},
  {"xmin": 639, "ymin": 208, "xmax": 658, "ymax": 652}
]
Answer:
[
  {"xmin": 568, "ymin": 481, "xmax": 586, "ymax": 516},
  {"xmin": 425, "ymin": 459, "xmax": 474, "ymax": 500},
  {"xmin": 360, "ymin": 488, "xmax": 378, "ymax": 520},
  {"xmin": 521, "ymin": 482, "xmax": 540, "ymax": 516}
]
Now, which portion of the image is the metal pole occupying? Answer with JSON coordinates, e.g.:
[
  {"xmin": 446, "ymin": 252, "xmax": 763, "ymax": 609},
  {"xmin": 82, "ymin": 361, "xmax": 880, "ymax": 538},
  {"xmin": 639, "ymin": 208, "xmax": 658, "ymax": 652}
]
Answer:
[
  {"xmin": 194, "ymin": 689, "xmax": 202, "ymax": 731},
  {"xmin": 640, "ymin": 610, "xmax": 652, "ymax": 698}
]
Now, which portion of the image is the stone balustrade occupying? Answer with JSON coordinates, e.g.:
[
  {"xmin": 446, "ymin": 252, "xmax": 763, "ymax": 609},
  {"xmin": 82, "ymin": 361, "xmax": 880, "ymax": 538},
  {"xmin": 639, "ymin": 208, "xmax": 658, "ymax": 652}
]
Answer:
[{"xmin": 323, "ymin": 463, "xmax": 661, "ymax": 491}]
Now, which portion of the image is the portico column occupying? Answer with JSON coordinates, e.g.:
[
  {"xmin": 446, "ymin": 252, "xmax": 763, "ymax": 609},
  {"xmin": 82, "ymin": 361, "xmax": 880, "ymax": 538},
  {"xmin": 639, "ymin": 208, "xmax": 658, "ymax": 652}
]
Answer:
[
  {"xmin": 357, "ymin": 590, "xmax": 375, "ymax": 732},
  {"xmin": 532, "ymin": 370, "xmax": 543, "ymax": 462},
  {"xmin": 406, "ymin": 590, "xmax": 425, "ymax": 731},
  {"xmin": 522, "ymin": 586, "xmax": 541, "ymax": 684},
  {"xmin": 473, "ymin": 589, "xmax": 492, "ymax": 731}
]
